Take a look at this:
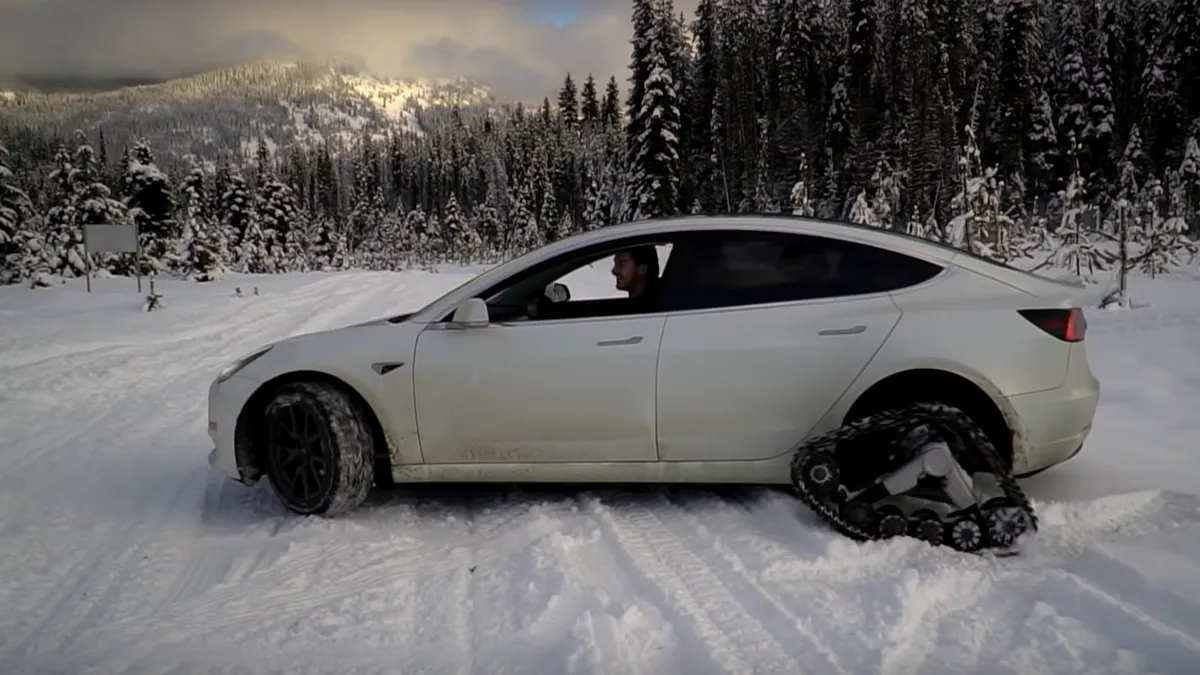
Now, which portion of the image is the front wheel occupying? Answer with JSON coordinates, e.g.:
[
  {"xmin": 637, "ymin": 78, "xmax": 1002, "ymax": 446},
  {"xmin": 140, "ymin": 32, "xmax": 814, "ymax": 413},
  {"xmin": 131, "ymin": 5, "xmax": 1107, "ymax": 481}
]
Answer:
[{"xmin": 260, "ymin": 381, "xmax": 375, "ymax": 516}]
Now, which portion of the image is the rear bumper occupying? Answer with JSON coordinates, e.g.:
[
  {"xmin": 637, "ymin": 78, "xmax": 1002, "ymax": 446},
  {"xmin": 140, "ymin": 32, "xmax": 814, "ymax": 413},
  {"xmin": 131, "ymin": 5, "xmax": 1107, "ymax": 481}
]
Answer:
[
  {"xmin": 207, "ymin": 374, "xmax": 262, "ymax": 482},
  {"xmin": 1004, "ymin": 377, "xmax": 1099, "ymax": 475}
]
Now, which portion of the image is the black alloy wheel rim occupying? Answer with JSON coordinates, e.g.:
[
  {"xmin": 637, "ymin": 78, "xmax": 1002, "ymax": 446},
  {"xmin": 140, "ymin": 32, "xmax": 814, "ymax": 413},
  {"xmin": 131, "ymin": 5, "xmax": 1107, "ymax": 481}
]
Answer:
[{"xmin": 266, "ymin": 400, "xmax": 334, "ymax": 510}]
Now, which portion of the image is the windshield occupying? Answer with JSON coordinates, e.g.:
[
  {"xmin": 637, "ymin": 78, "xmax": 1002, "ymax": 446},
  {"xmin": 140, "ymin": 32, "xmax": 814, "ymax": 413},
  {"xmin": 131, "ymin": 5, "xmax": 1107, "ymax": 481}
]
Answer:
[{"xmin": 388, "ymin": 256, "xmax": 526, "ymax": 323}]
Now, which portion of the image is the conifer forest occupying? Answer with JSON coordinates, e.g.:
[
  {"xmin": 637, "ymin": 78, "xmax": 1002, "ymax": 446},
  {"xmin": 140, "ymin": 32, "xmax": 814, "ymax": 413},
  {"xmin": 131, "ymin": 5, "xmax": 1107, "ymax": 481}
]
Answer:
[{"xmin": 2, "ymin": 0, "xmax": 1200, "ymax": 287}]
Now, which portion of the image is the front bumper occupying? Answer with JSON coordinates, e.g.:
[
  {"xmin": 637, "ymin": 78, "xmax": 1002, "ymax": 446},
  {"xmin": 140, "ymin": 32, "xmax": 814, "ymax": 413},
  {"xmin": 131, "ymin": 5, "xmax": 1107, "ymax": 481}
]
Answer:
[{"xmin": 207, "ymin": 373, "xmax": 262, "ymax": 481}]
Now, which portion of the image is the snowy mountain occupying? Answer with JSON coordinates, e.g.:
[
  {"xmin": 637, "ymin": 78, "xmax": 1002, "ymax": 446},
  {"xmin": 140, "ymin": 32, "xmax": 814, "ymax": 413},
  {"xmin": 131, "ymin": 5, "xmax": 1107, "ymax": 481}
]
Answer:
[{"xmin": 0, "ymin": 60, "xmax": 495, "ymax": 161}]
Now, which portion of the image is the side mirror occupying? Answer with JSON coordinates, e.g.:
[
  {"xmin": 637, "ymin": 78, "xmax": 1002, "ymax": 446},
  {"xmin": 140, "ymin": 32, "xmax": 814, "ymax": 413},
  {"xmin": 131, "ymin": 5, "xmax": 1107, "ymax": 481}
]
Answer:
[
  {"xmin": 544, "ymin": 282, "xmax": 570, "ymax": 303},
  {"xmin": 450, "ymin": 298, "xmax": 489, "ymax": 328}
]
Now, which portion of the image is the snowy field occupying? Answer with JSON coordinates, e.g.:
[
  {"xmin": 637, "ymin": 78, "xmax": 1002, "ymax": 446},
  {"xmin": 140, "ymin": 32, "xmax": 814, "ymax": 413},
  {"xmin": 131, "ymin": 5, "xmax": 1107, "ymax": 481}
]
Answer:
[{"xmin": 3, "ymin": 263, "xmax": 1200, "ymax": 675}]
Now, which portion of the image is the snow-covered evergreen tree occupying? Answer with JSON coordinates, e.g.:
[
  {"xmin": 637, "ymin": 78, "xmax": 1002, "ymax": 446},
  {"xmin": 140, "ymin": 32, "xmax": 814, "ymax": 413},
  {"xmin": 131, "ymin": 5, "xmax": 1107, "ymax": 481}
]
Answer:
[
  {"xmin": 441, "ymin": 194, "xmax": 480, "ymax": 264},
  {"xmin": 0, "ymin": 142, "xmax": 33, "ymax": 285},
  {"xmin": 256, "ymin": 180, "xmax": 300, "ymax": 272},
  {"xmin": 626, "ymin": 0, "xmax": 683, "ymax": 220},
  {"xmin": 404, "ymin": 205, "xmax": 433, "ymax": 263},
  {"xmin": 178, "ymin": 168, "xmax": 227, "ymax": 281},
  {"xmin": 1177, "ymin": 136, "xmax": 1200, "ymax": 218},
  {"xmin": 867, "ymin": 158, "xmax": 902, "ymax": 228},
  {"xmin": 508, "ymin": 180, "xmax": 541, "ymax": 256},
  {"xmin": 1110, "ymin": 126, "xmax": 1143, "ymax": 307},
  {"xmin": 1137, "ymin": 176, "xmax": 1174, "ymax": 276},
  {"xmin": 42, "ymin": 133, "xmax": 127, "ymax": 280},
  {"xmin": 848, "ymin": 190, "xmax": 881, "ymax": 226},
  {"xmin": 1050, "ymin": 135, "xmax": 1110, "ymax": 277},
  {"xmin": 122, "ymin": 140, "xmax": 177, "ymax": 273},
  {"xmin": 789, "ymin": 154, "xmax": 816, "ymax": 217},
  {"xmin": 217, "ymin": 163, "xmax": 252, "ymax": 248}
]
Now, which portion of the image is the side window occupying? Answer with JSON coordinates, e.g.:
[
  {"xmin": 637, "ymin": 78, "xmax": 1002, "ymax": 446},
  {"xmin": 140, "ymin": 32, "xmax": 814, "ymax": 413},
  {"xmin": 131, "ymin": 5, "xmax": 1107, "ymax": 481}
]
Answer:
[
  {"xmin": 662, "ymin": 231, "xmax": 942, "ymax": 311},
  {"xmin": 473, "ymin": 239, "xmax": 676, "ymax": 322},
  {"xmin": 553, "ymin": 243, "xmax": 673, "ymax": 300}
]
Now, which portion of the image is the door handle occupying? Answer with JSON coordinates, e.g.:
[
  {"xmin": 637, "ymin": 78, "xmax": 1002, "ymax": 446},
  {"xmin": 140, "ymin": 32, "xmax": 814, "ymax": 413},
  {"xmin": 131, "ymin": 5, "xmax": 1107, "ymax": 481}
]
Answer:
[
  {"xmin": 818, "ymin": 325, "xmax": 866, "ymax": 336},
  {"xmin": 597, "ymin": 336, "xmax": 643, "ymax": 346}
]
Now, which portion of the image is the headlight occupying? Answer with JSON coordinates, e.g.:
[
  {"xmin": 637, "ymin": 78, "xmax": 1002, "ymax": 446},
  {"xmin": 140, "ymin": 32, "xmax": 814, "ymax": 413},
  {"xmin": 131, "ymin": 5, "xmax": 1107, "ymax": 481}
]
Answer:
[{"xmin": 215, "ymin": 344, "xmax": 274, "ymax": 383}]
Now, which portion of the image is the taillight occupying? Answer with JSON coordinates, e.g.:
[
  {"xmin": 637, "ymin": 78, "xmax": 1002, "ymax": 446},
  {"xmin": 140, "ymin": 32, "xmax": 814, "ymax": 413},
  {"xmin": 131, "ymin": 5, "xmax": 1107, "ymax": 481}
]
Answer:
[{"xmin": 1018, "ymin": 308, "xmax": 1087, "ymax": 342}]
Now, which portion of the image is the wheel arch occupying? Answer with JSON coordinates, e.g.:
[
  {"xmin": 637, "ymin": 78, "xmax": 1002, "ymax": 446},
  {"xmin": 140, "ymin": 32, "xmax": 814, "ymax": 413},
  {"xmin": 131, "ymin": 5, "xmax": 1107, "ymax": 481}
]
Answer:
[
  {"xmin": 234, "ymin": 370, "xmax": 393, "ymax": 487},
  {"xmin": 842, "ymin": 368, "xmax": 1017, "ymax": 470}
]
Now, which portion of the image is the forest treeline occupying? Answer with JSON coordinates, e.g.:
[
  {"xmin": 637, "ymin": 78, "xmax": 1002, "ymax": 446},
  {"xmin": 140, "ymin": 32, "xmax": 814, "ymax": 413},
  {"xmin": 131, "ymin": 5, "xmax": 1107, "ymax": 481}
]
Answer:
[{"xmin": 2, "ymin": 0, "xmax": 1199, "ymax": 285}]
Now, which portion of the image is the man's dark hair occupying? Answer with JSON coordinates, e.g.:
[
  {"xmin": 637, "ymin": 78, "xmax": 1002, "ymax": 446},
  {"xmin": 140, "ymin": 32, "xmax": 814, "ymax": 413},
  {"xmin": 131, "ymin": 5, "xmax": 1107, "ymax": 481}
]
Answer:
[{"xmin": 621, "ymin": 246, "xmax": 660, "ymax": 278}]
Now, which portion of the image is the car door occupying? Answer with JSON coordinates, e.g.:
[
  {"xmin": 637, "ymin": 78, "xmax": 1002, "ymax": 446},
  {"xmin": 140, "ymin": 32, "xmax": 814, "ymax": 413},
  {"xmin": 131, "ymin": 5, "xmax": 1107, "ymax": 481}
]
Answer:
[
  {"xmin": 410, "ymin": 247, "xmax": 670, "ymax": 465},
  {"xmin": 654, "ymin": 229, "xmax": 937, "ymax": 462}
]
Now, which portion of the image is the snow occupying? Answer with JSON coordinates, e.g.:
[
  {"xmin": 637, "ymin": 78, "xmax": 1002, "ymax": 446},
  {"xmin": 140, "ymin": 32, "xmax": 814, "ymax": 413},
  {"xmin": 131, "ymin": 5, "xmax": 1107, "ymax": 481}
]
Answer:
[{"xmin": 2, "ymin": 266, "xmax": 1200, "ymax": 674}]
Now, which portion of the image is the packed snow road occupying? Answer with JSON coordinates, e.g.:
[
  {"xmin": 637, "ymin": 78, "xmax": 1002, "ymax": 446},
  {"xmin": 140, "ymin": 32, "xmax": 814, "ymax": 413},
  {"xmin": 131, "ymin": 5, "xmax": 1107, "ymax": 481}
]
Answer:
[{"xmin": 2, "ymin": 269, "xmax": 1200, "ymax": 675}]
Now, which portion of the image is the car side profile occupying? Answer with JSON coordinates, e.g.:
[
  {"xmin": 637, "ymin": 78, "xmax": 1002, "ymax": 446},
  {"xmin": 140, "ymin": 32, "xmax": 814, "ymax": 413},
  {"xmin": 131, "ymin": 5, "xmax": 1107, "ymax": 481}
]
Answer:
[{"xmin": 206, "ymin": 215, "xmax": 1100, "ymax": 538}]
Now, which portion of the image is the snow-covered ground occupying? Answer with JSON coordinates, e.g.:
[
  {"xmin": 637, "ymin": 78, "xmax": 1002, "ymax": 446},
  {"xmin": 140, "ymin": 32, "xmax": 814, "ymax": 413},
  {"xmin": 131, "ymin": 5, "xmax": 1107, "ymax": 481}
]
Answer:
[{"xmin": 2, "ymin": 264, "xmax": 1200, "ymax": 675}]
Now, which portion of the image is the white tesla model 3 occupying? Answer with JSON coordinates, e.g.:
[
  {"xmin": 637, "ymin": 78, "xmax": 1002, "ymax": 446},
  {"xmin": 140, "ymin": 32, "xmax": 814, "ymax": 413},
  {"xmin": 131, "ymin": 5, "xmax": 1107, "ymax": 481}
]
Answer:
[{"xmin": 206, "ymin": 215, "xmax": 1099, "ymax": 550}]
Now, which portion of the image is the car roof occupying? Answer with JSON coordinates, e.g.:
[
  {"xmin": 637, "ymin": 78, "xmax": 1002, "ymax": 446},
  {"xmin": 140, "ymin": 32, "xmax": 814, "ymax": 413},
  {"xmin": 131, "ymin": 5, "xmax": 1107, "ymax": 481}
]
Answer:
[
  {"xmin": 582, "ymin": 214, "xmax": 963, "ymax": 263},
  {"xmin": 407, "ymin": 214, "xmax": 1054, "ymax": 322}
]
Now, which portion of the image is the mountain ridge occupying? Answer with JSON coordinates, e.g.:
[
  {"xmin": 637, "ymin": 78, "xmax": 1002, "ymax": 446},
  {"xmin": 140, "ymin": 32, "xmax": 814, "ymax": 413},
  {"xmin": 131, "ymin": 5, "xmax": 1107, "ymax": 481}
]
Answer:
[{"xmin": 0, "ymin": 58, "xmax": 498, "ymax": 162}]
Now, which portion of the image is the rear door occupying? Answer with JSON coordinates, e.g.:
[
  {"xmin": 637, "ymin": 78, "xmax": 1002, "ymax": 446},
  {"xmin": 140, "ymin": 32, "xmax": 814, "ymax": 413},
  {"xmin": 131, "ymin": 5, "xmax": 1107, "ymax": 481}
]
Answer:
[{"xmin": 653, "ymin": 229, "xmax": 941, "ymax": 462}]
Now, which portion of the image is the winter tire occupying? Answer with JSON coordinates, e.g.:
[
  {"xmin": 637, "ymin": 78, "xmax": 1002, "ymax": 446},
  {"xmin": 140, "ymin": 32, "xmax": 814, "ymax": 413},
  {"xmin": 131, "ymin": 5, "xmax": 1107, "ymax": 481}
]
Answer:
[{"xmin": 261, "ymin": 380, "xmax": 375, "ymax": 516}]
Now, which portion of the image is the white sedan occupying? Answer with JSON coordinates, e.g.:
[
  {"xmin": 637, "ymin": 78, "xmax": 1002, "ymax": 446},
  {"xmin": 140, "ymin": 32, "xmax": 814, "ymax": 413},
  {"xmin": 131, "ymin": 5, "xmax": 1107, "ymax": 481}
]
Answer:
[{"xmin": 207, "ymin": 215, "xmax": 1100, "ymax": 552}]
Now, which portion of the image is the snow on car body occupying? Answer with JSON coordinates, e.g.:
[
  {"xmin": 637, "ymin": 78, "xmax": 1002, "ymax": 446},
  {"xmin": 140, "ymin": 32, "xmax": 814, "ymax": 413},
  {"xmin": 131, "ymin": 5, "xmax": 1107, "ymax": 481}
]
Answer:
[{"xmin": 206, "ymin": 214, "xmax": 1100, "ymax": 517}]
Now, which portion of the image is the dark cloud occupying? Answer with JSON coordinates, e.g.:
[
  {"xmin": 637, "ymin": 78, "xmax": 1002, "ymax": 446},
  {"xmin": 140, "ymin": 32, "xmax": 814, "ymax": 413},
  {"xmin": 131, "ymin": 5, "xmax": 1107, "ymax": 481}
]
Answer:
[
  {"xmin": 0, "ymin": 0, "xmax": 672, "ymax": 100},
  {"xmin": 405, "ymin": 38, "xmax": 549, "ymax": 100}
]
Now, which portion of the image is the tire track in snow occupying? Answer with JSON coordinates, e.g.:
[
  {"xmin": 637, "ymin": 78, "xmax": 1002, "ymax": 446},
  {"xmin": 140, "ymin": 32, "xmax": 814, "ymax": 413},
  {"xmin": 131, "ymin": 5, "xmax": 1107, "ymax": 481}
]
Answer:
[
  {"xmin": 0, "ymin": 275, "xmax": 356, "ymax": 485},
  {"xmin": 582, "ymin": 490, "xmax": 808, "ymax": 675},
  {"xmin": 1, "ymin": 286, "xmax": 340, "ymax": 659},
  {"xmin": 875, "ymin": 567, "xmax": 996, "ymax": 675},
  {"xmin": 662, "ymin": 489, "xmax": 850, "ymax": 675},
  {"xmin": 0, "ymin": 276, "xmax": 422, "ymax": 668},
  {"xmin": 536, "ymin": 503, "xmax": 683, "ymax": 675},
  {"xmin": 50, "ymin": 492, "xmax": 564, "ymax": 672},
  {"xmin": 995, "ymin": 570, "xmax": 1200, "ymax": 674}
]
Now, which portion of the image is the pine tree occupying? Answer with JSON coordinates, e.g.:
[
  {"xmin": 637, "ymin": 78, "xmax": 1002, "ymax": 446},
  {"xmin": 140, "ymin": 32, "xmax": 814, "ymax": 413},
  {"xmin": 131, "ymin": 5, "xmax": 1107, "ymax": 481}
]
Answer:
[
  {"xmin": 122, "ymin": 140, "xmax": 177, "ymax": 273},
  {"xmin": 442, "ymin": 193, "xmax": 480, "ymax": 263},
  {"xmin": 1082, "ymin": 8, "xmax": 1116, "ymax": 202},
  {"xmin": 178, "ymin": 168, "xmax": 226, "ymax": 281},
  {"xmin": 558, "ymin": 74, "xmax": 579, "ymax": 128},
  {"xmin": 1056, "ymin": 3, "xmax": 1091, "ymax": 174},
  {"xmin": 0, "ymin": 142, "xmax": 33, "ymax": 284},
  {"xmin": 1111, "ymin": 125, "xmax": 1143, "ymax": 307},
  {"xmin": 789, "ymin": 154, "xmax": 816, "ymax": 217},
  {"xmin": 602, "ymin": 76, "xmax": 622, "ymax": 131},
  {"xmin": 471, "ymin": 190, "xmax": 503, "ymax": 261},
  {"xmin": 688, "ymin": 0, "xmax": 723, "ymax": 214},
  {"xmin": 1051, "ymin": 134, "xmax": 1111, "ymax": 277},
  {"xmin": 1177, "ymin": 135, "xmax": 1200, "ymax": 217},
  {"xmin": 627, "ymin": 0, "xmax": 683, "ymax": 220},
  {"xmin": 580, "ymin": 75, "xmax": 601, "ymax": 125},
  {"xmin": 257, "ymin": 180, "xmax": 300, "ymax": 272},
  {"xmin": 995, "ymin": 0, "xmax": 1043, "ymax": 194},
  {"xmin": 233, "ymin": 216, "xmax": 270, "ymax": 274},
  {"xmin": 219, "ymin": 170, "xmax": 253, "ymax": 251},
  {"xmin": 1026, "ymin": 88, "xmax": 1061, "ymax": 198},
  {"xmin": 508, "ymin": 178, "xmax": 541, "ymax": 255}
]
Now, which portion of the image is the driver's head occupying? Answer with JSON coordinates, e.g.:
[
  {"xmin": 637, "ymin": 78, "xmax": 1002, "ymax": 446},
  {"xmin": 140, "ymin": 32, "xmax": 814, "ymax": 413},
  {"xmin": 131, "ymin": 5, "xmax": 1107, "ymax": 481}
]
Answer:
[{"xmin": 612, "ymin": 246, "xmax": 659, "ymax": 296}]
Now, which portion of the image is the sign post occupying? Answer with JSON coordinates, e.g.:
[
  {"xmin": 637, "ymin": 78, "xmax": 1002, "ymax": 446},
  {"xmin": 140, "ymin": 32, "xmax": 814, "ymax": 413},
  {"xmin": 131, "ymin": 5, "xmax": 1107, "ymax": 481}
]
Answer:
[{"xmin": 82, "ymin": 224, "xmax": 140, "ymax": 293}]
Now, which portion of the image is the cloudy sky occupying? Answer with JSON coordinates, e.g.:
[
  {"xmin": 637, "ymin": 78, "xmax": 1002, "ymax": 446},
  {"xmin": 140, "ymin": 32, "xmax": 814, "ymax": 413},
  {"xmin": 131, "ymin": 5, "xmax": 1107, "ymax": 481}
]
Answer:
[{"xmin": 0, "ymin": 0, "xmax": 698, "ymax": 100}]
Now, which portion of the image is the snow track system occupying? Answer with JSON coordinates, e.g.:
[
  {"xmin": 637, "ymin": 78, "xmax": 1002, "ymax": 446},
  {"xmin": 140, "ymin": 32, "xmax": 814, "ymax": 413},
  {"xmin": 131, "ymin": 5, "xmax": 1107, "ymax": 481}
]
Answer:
[{"xmin": 791, "ymin": 402, "xmax": 1037, "ymax": 555}]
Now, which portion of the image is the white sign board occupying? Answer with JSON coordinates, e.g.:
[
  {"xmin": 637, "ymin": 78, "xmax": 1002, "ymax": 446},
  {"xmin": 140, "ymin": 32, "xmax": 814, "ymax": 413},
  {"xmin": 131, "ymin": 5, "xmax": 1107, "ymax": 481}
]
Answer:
[{"xmin": 83, "ymin": 224, "xmax": 139, "ymax": 254}]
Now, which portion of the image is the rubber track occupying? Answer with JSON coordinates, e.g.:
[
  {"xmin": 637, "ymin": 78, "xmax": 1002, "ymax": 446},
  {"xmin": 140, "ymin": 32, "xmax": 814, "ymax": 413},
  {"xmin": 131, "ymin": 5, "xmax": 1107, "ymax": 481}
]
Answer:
[{"xmin": 789, "ymin": 402, "xmax": 1037, "ymax": 555}]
